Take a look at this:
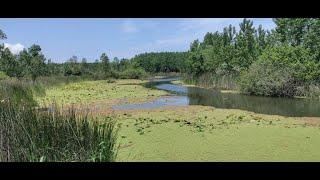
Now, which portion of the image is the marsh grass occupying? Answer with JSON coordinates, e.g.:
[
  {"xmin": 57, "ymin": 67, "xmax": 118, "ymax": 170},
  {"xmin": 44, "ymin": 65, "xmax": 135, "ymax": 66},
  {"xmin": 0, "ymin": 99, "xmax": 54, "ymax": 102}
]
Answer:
[
  {"xmin": 182, "ymin": 73, "xmax": 238, "ymax": 90},
  {"xmin": 0, "ymin": 78, "xmax": 118, "ymax": 162},
  {"xmin": 0, "ymin": 101, "xmax": 118, "ymax": 162},
  {"xmin": 0, "ymin": 78, "xmax": 41, "ymax": 106}
]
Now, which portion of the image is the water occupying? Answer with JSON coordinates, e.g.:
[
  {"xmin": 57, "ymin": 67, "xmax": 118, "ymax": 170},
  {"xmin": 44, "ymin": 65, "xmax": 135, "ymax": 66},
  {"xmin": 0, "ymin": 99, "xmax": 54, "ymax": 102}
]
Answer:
[
  {"xmin": 113, "ymin": 77, "xmax": 320, "ymax": 117},
  {"xmin": 112, "ymin": 96, "xmax": 189, "ymax": 110}
]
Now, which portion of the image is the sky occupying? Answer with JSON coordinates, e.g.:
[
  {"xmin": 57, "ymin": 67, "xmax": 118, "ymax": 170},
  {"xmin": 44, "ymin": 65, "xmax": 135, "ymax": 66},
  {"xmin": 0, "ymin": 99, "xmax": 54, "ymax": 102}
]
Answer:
[{"xmin": 0, "ymin": 18, "xmax": 275, "ymax": 63}]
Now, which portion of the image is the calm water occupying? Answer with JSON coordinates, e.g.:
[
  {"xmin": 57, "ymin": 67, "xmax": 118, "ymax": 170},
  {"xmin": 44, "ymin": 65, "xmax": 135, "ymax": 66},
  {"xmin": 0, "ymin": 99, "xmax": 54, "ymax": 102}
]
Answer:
[{"xmin": 113, "ymin": 77, "xmax": 320, "ymax": 117}]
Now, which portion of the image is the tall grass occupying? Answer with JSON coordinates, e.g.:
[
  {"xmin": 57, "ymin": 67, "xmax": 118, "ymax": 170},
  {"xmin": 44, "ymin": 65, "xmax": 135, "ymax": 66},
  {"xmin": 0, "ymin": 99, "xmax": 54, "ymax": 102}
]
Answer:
[
  {"xmin": 182, "ymin": 73, "xmax": 238, "ymax": 90},
  {"xmin": 0, "ymin": 102, "xmax": 118, "ymax": 162},
  {"xmin": 0, "ymin": 78, "xmax": 42, "ymax": 107},
  {"xmin": 0, "ymin": 78, "xmax": 118, "ymax": 162}
]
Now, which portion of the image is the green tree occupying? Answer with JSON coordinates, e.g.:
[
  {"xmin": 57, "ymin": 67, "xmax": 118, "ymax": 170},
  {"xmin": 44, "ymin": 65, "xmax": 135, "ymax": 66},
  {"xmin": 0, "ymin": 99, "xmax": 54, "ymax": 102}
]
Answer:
[
  {"xmin": 255, "ymin": 25, "xmax": 267, "ymax": 52},
  {"xmin": 0, "ymin": 48, "xmax": 22, "ymax": 77},
  {"xmin": 235, "ymin": 18, "xmax": 257, "ymax": 70},
  {"xmin": 304, "ymin": 18, "xmax": 320, "ymax": 61},
  {"xmin": 28, "ymin": 44, "xmax": 47, "ymax": 81},
  {"xmin": 273, "ymin": 18, "xmax": 310, "ymax": 46},
  {"xmin": 0, "ymin": 29, "xmax": 6, "ymax": 40},
  {"xmin": 100, "ymin": 53, "xmax": 110, "ymax": 74},
  {"xmin": 190, "ymin": 39, "xmax": 200, "ymax": 52}
]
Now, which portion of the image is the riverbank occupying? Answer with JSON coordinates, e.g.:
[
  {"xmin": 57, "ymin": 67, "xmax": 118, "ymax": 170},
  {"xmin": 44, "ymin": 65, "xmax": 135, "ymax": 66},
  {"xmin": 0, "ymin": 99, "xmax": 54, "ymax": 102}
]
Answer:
[
  {"xmin": 36, "ymin": 78, "xmax": 320, "ymax": 161},
  {"xmin": 171, "ymin": 79, "xmax": 240, "ymax": 94}
]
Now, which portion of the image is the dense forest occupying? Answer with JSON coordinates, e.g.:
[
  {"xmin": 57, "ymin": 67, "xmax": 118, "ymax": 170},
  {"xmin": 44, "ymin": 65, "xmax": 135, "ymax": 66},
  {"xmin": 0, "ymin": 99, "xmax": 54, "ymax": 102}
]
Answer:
[{"xmin": 1, "ymin": 18, "xmax": 320, "ymax": 98}]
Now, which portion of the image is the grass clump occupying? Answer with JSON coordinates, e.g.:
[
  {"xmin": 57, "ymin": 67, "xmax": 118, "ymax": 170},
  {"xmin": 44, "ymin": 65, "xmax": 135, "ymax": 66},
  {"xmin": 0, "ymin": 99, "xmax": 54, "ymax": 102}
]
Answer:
[
  {"xmin": 0, "ymin": 102, "xmax": 118, "ymax": 162},
  {"xmin": 0, "ymin": 78, "xmax": 43, "ymax": 107}
]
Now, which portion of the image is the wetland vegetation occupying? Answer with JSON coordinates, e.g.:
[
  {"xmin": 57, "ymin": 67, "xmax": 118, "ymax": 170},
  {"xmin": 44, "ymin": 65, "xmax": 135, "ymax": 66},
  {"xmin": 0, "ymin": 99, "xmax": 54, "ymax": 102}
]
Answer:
[{"xmin": 1, "ymin": 18, "xmax": 320, "ymax": 161}]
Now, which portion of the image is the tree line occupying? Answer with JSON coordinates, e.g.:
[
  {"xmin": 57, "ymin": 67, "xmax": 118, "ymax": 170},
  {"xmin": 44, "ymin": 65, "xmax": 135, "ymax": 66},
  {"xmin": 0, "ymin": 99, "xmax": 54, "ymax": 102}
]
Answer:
[
  {"xmin": 1, "ymin": 28, "xmax": 188, "ymax": 80},
  {"xmin": 0, "ymin": 31, "xmax": 145, "ymax": 80},
  {"xmin": 184, "ymin": 18, "xmax": 320, "ymax": 98},
  {"xmin": 1, "ymin": 18, "xmax": 320, "ymax": 98},
  {"xmin": 131, "ymin": 52, "xmax": 188, "ymax": 73}
]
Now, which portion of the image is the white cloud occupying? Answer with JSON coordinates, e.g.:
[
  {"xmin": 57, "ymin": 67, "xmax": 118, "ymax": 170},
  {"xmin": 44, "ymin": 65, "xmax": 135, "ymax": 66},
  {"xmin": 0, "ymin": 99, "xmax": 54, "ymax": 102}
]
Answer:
[
  {"xmin": 155, "ymin": 37, "xmax": 186, "ymax": 46},
  {"xmin": 4, "ymin": 43, "xmax": 24, "ymax": 54},
  {"xmin": 179, "ymin": 18, "xmax": 240, "ymax": 31},
  {"xmin": 117, "ymin": 18, "xmax": 275, "ymax": 58},
  {"xmin": 121, "ymin": 21, "xmax": 138, "ymax": 33}
]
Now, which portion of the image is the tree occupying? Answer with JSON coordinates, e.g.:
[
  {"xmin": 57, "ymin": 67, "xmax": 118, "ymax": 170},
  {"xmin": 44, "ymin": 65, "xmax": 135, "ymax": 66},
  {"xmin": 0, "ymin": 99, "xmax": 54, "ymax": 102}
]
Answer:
[
  {"xmin": 112, "ymin": 57, "xmax": 120, "ymax": 71},
  {"xmin": 304, "ymin": 18, "xmax": 320, "ymax": 61},
  {"xmin": 255, "ymin": 25, "xmax": 267, "ymax": 52},
  {"xmin": 190, "ymin": 40, "xmax": 200, "ymax": 52},
  {"xmin": 100, "ymin": 53, "xmax": 110, "ymax": 74},
  {"xmin": 81, "ymin": 58, "xmax": 89, "ymax": 75},
  {"xmin": 0, "ymin": 29, "xmax": 6, "ymax": 40},
  {"xmin": 0, "ymin": 48, "xmax": 23, "ymax": 77},
  {"xmin": 27, "ymin": 44, "xmax": 47, "ymax": 81},
  {"xmin": 203, "ymin": 33, "xmax": 214, "ymax": 47},
  {"xmin": 223, "ymin": 25, "xmax": 236, "ymax": 46},
  {"xmin": 235, "ymin": 18, "xmax": 257, "ymax": 70},
  {"xmin": 64, "ymin": 56, "xmax": 81, "ymax": 76},
  {"xmin": 273, "ymin": 18, "xmax": 310, "ymax": 46}
]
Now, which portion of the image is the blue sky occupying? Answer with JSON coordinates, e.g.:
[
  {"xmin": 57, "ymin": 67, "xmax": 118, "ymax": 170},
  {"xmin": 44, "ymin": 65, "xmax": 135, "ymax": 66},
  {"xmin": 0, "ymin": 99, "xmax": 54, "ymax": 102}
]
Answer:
[{"xmin": 0, "ymin": 18, "xmax": 275, "ymax": 63}]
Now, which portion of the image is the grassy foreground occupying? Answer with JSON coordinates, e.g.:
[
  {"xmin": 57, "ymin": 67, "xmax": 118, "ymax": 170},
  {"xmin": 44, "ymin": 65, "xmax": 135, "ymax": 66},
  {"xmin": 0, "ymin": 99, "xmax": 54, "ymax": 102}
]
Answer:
[{"xmin": 37, "ymin": 79, "xmax": 320, "ymax": 161}]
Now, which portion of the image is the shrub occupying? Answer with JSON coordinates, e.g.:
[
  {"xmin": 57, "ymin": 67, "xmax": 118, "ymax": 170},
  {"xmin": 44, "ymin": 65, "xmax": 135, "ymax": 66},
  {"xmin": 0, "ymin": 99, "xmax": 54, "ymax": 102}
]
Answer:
[
  {"xmin": 119, "ymin": 67, "xmax": 147, "ymax": 79},
  {"xmin": 0, "ymin": 71, "xmax": 9, "ymax": 80},
  {"xmin": 239, "ymin": 45, "xmax": 319, "ymax": 97},
  {"xmin": 239, "ymin": 60, "xmax": 296, "ymax": 97},
  {"xmin": 307, "ymin": 84, "xmax": 320, "ymax": 100}
]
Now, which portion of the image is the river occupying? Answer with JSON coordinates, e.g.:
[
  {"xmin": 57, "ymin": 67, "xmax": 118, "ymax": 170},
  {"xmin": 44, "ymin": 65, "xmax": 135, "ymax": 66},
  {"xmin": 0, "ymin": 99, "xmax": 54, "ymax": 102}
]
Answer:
[{"xmin": 113, "ymin": 77, "xmax": 320, "ymax": 117}]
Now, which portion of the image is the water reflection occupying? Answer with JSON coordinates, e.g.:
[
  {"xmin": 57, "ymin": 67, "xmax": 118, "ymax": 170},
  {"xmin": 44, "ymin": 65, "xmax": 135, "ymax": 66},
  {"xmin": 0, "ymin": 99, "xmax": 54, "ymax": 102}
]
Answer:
[
  {"xmin": 112, "ymin": 96, "xmax": 188, "ymax": 110},
  {"xmin": 114, "ymin": 78, "xmax": 320, "ymax": 117}
]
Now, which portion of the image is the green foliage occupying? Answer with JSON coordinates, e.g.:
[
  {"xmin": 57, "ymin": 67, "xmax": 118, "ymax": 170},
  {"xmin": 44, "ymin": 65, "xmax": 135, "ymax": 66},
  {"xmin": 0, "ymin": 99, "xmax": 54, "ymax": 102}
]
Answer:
[
  {"xmin": 239, "ymin": 58, "xmax": 296, "ymax": 97},
  {"xmin": 273, "ymin": 18, "xmax": 310, "ymax": 46},
  {"xmin": 119, "ymin": 67, "xmax": 147, "ymax": 79},
  {"xmin": 183, "ymin": 18, "xmax": 320, "ymax": 98},
  {"xmin": 0, "ymin": 29, "xmax": 6, "ymax": 39},
  {"xmin": 131, "ymin": 52, "xmax": 188, "ymax": 73},
  {"xmin": 0, "ymin": 101, "xmax": 118, "ymax": 162},
  {"xmin": 0, "ymin": 79, "xmax": 40, "ymax": 107},
  {"xmin": 0, "ymin": 71, "xmax": 8, "ymax": 80},
  {"xmin": 239, "ymin": 45, "xmax": 318, "ymax": 97}
]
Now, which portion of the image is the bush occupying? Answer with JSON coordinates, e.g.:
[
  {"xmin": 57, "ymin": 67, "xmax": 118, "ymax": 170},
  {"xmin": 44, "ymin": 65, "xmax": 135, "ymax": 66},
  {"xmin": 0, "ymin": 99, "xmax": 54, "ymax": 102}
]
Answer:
[
  {"xmin": 239, "ymin": 45, "xmax": 319, "ymax": 97},
  {"xmin": 307, "ymin": 84, "xmax": 320, "ymax": 100},
  {"xmin": 0, "ymin": 71, "xmax": 9, "ymax": 80},
  {"xmin": 239, "ymin": 60, "xmax": 296, "ymax": 97},
  {"xmin": 296, "ymin": 84, "xmax": 320, "ymax": 99},
  {"xmin": 119, "ymin": 67, "xmax": 147, "ymax": 79}
]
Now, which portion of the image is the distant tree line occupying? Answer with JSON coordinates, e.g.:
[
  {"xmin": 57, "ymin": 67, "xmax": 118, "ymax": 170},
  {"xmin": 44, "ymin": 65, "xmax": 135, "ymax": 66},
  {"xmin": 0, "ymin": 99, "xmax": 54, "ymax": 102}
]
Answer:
[
  {"xmin": 0, "ymin": 28, "xmax": 188, "ymax": 81},
  {"xmin": 0, "ymin": 30, "xmax": 146, "ymax": 80},
  {"xmin": 131, "ymin": 52, "xmax": 188, "ymax": 73},
  {"xmin": 1, "ymin": 18, "xmax": 320, "ymax": 98}
]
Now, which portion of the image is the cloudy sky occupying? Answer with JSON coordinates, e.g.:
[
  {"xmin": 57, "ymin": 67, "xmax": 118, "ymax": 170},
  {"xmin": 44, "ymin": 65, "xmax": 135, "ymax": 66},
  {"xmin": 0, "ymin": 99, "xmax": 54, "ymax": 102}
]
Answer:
[{"xmin": 0, "ymin": 18, "xmax": 275, "ymax": 63}]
